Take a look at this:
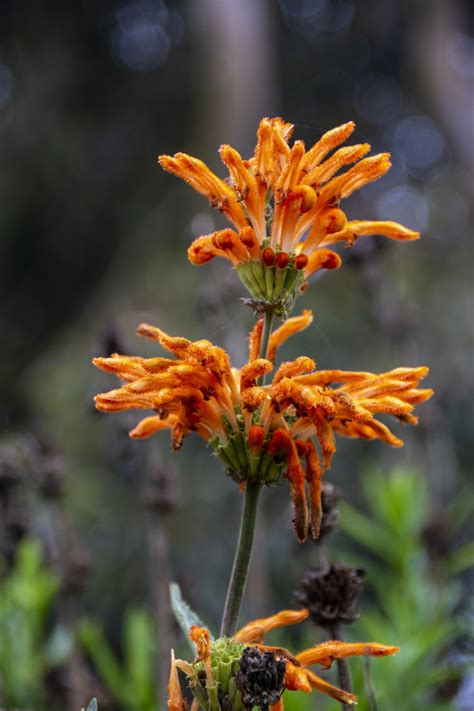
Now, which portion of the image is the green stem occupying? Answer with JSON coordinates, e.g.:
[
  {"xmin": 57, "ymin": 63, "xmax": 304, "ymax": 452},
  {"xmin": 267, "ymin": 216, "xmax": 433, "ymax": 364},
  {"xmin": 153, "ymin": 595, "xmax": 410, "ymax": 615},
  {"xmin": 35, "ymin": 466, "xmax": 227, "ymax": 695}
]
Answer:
[
  {"xmin": 220, "ymin": 309, "xmax": 275, "ymax": 637},
  {"xmin": 260, "ymin": 308, "xmax": 274, "ymax": 359},
  {"xmin": 220, "ymin": 481, "xmax": 262, "ymax": 637},
  {"xmin": 363, "ymin": 657, "xmax": 379, "ymax": 711},
  {"xmin": 329, "ymin": 623, "xmax": 353, "ymax": 711},
  {"xmin": 258, "ymin": 306, "xmax": 274, "ymax": 385}
]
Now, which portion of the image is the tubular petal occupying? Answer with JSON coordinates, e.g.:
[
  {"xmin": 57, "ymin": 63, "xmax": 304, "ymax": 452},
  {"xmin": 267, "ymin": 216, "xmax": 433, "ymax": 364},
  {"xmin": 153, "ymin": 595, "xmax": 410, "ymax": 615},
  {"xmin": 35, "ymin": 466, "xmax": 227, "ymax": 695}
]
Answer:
[
  {"xmin": 248, "ymin": 318, "xmax": 264, "ymax": 362},
  {"xmin": 305, "ymin": 250, "xmax": 342, "ymax": 277},
  {"xmin": 130, "ymin": 415, "xmax": 177, "ymax": 439},
  {"xmin": 300, "ymin": 121, "xmax": 356, "ymax": 172},
  {"xmin": 305, "ymin": 441, "xmax": 324, "ymax": 538},
  {"xmin": 305, "ymin": 669, "xmax": 357, "ymax": 704},
  {"xmin": 235, "ymin": 609, "xmax": 309, "ymax": 644},
  {"xmin": 296, "ymin": 640, "xmax": 399, "ymax": 669},
  {"xmin": 267, "ymin": 310, "xmax": 314, "ymax": 362},
  {"xmin": 188, "ymin": 233, "xmax": 231, "ymax": 264},
  {"xmin": 168, "ymin": 650, "xmax": 186, "ymax": 711}
]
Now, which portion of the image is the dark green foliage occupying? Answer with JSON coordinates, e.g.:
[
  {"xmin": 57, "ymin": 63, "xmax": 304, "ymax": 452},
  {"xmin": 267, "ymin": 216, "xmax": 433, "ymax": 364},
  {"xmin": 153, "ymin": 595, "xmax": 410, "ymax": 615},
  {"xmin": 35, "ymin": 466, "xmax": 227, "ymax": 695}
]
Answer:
[
  {"xmin": 79, "ymin": 608, "xmax": 158, "ymax": 711},
  {"xmin": 0, "ymin": 539, "xmax": 67, "ymax": 707},
  {"xmin": 338, "ymin": 468, "xmax": 472, "ymax": 711}
]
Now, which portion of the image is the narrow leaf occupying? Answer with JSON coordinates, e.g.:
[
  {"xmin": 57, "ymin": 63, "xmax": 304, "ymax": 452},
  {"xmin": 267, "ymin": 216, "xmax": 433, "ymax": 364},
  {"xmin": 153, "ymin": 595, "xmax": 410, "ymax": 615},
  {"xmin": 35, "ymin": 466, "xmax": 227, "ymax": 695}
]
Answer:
[{"xmin": 170, "ymin": 582, "xmax": 213, "ymax": 649}]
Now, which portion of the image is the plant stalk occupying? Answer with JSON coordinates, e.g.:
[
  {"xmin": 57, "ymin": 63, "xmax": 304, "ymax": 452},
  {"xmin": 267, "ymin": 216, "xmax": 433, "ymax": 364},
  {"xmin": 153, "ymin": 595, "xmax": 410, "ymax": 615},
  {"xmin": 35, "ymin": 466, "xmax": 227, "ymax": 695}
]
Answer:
[
  {"xmin": 258, "ymin": 306, "xmax": 274, "ymax": 386},
  {"xmin": 363, "ymin": 657, "xmax": 379, "ymax": 711},
  {"xmin": 329, "ymin": 623, "xmax": 353, "ymax": 711},
  {"xmin": 220, "ymin": 308, "xmax": 274, "ymax": 636},
  {"xmin": 260, "ymin": 307, "xmax": 274, "ymax": 358},
  {"xmin": 220, "ymin": 480, "xmax": 262, "ymax": 637}
]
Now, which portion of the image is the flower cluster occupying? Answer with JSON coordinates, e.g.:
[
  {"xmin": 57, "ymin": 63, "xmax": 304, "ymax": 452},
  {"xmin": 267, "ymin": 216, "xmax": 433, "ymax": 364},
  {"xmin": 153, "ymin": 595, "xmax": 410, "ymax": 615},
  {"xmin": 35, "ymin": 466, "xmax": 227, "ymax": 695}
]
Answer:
[
  {"xmin": 168, "ymin": 608, "xmax": 399, "ymax": 710},
  {"xmin": 93, "ymin": 315, "xmax": 432, "ymax": 542},
  {"xmin": 159, "ymin": 118, "xmax": 418, "ymax": 315}
]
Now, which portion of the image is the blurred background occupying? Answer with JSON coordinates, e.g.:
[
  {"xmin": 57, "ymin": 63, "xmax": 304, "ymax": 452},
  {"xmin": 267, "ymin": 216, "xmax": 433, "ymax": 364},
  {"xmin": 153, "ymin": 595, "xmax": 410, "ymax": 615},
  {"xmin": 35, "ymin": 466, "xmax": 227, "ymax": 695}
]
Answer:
[{"xmin": 0, "ymin": 0, "xmax": 472, "ymax": 709}]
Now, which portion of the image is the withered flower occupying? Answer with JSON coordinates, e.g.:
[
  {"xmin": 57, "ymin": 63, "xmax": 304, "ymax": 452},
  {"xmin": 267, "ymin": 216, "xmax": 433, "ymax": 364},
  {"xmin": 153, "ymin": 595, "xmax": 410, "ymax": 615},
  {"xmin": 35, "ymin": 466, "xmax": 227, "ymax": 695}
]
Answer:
[
  {"xmin": 93, "ymin": 318, "xmax": 432, "ymax": 542},
  {"xmin": 169, "ymin": 608, "xmax": 398, "ymax": 709},
  {"xmin": 159, "ymin": 117, "xmax": 419, "ymax": 315},
  {"xmin": 296, "ymin": 563, "xmax": 366, "ymax": 628}
]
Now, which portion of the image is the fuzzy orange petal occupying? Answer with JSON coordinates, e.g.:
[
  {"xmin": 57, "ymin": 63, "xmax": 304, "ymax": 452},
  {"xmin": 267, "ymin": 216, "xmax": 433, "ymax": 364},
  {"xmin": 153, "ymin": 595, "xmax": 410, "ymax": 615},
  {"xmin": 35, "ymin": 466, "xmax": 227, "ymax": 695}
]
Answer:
[
  {"xmin": 322, "ymin": 219, "xmax": 420, "ymax": 247},
  {"xmin": 305, "ymin": 669, "xmax": 357, "ymax": 705},
  {"xmin": 168, "ymin": 650, "xmax": 186, "ymax": 711},
  {"xmin": 267, "ymin": 310, "xmax": 314, "ymax": 362},
  {"xmin": 296, "ymin": 640, "xmax": 399, "ymax": 669},
  {"xmin": 234, "ymin": 608, "xmax": 309, "ymax": 644},
  {"xmin": 248, "ymin": 319, "xmax": 264, "ymax": 362}
]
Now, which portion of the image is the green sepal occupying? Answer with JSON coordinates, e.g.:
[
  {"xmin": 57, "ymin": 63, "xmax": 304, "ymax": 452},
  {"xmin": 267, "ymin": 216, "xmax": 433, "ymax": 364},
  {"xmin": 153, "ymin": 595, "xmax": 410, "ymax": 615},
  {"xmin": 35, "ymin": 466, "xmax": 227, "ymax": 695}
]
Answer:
[
  {"xmin": 248, "ymin": 453, "xmax": 261, "ymax": 477},
  {"xmin": 189, "ymin": 676, "xmax": 209, "ymax": 710},
  {"xmin": 264, "ymin": 264, "xmax": 276, "ymax": 301},
  {"xmin": 207, "ymin": 684, "xmax": 221, "ymax": 711},
  {"xmin": 274, "ymin": 264, "xmax": 289, "ymax": 296},
  {"xmin": 236, "ymin": 260, "xmax": 306, "ymax": 319}
]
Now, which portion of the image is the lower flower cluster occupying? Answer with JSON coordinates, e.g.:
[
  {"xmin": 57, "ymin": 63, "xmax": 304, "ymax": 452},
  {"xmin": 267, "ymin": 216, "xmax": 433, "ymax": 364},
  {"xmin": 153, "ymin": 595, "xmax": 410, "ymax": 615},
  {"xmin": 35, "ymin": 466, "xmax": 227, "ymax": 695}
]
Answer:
[
  {"xmin": 93, "ymin": 316, "xmax": 432, "ymax": 542},
  {"xmin": 168, "ymin": 609, "xmax": 399, "ymax": 710}
]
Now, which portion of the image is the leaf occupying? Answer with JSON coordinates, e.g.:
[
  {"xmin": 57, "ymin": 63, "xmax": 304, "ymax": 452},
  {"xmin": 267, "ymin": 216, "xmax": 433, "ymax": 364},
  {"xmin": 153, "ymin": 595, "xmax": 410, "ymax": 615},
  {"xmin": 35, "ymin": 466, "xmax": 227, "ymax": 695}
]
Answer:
[
  {"xmin": 170, "ymin": 582, "xmax": 212, "ymax": 649},
  {"xmin": 123, "ymin": 607, "xmax": 156, "ymax": 706},
  {"xmin": 339, "ymin": 502, "xmax": 398, "ymax": 561},
  {"xmin": 81, "ymin": 699, "xmax": 98, "ymax": 711},
  {"xmin": 44, "ymin": 624, "xmax": 73, "ymax": 667},
  {"xmin": 79, "ymin": 619, "xmax": 130, "ymax": 703},
  {"xmin": 445, "ymin": 541, "xmax": 474, "ymax": 576}
]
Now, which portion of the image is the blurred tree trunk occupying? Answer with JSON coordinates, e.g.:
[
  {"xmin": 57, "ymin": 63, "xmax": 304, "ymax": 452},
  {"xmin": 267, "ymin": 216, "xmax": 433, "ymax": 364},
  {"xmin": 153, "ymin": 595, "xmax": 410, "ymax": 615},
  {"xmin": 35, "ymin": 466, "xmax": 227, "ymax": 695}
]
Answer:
[
  {"xmin": 412, "ymin": 0, "xmax": 474, "ymax": 177},
  {"xmin": 192, "ymin": 0, "xmax": 279, "ymax": 621}
]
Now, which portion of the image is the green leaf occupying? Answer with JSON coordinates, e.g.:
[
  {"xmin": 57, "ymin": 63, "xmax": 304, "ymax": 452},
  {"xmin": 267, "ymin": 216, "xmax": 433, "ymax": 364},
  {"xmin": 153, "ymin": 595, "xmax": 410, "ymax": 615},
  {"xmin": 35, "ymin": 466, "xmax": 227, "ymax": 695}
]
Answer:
[
  {"xmin": 445, "ymin": 541, "xmax": 474, "ymax": 575},
  {"xmin": 123, "ymin": 607, "xmax": 156, "ymax": 707},
  {"xmin": 339, "ymin": 501, "xmax": 398, "ymax": 561},
  {"xmin": 79, "ymin": 619, "xmax": 130, "ymax": 703},
  {"xmin": 170, "ymin": 582, "xmax": 212, "ymax": 648}
]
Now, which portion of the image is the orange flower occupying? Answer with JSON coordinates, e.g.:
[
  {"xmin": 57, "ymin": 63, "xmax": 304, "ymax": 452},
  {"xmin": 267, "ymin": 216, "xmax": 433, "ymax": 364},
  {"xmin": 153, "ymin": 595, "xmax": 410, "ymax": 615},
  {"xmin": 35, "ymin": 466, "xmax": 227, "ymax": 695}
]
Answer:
[
  {"xmin": 169, "ymin": 607, "xmax": 399, "ymax": 709},
  {"xmin": 159, "ymin": 117, "xmax": 419, "ymax": 314},
  {"xmin": 93, "ymin": 318, "xmax": 432, "ymax": 542}
]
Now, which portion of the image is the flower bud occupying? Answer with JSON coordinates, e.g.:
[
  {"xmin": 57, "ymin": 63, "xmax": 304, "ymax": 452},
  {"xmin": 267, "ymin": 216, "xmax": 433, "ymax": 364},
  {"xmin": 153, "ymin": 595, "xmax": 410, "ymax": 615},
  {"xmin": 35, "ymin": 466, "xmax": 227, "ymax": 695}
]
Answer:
[
  {"xmin": 295, "ymin": 253, "xmax": 309, "ymax": 270},
  {"xmin": 275, "ymin": 251, "xmax": 290, "ymax": 269},
  {"xmin": 262, "ymin": 247, "xmax": 275, "ymax": 267}
]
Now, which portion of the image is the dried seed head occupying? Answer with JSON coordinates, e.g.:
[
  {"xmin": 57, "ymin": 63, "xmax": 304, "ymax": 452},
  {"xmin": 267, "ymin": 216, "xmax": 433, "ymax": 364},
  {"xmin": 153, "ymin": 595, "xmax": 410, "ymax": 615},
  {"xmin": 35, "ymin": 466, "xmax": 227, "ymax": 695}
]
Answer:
[
  {"xmin": 296, "ymin": 563, "xmax": 366, "ymax": 627},
  {"xmin": 236, "ymin": 647, "xmax": 287, "ymax": 710}
]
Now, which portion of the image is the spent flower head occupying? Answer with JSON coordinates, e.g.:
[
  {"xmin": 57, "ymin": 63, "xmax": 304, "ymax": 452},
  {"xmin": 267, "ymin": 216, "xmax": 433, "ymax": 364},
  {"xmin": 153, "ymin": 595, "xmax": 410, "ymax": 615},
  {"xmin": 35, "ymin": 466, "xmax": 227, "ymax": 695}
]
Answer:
[
  {"xmin": 296, "ymin": 563, "xmax": 366, "ymax": 628},
  {"xmin": 159, "ymin": 117, "xmax": 419, "ymax": 316}
]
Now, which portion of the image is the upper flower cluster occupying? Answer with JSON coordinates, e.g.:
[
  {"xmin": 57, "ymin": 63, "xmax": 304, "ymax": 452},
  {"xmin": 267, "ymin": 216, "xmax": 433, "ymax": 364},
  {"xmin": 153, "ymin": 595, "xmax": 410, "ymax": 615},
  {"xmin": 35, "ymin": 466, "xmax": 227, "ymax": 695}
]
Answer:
[
  {"xmin": 159, "ymin": 117, "xmax": 419, "ymax": 315},
  {"xmin": 93, "ymin": 315, "xmax": 432, "ymax": 542}
]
